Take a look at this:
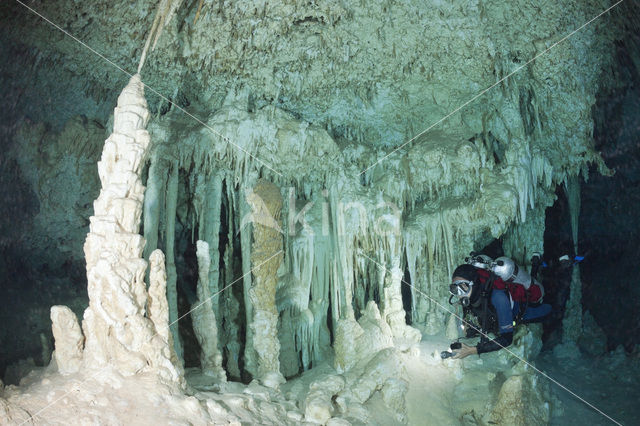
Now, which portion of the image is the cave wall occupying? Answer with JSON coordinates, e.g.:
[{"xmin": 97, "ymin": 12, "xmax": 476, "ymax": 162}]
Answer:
[{"xmin": 579, "ymin": 2, "xmax": 640, "ymax": 350}]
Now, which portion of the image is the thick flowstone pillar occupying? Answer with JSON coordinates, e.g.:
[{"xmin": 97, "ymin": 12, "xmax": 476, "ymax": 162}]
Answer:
[
  {"xmin": 239, "ymin": 189, "xmax": 256, "ymax": 376},
  {"xmin": 248, "ymin": 179, "xmax": 285, "ymax": 387}
]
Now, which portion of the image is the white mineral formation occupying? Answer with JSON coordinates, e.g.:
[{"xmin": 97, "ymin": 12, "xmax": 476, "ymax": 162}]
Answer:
[
  {"xmin": 191, "ymin": 240, "xmax": 226, "ymax": 382},
  {"xmin": 148, "ymin": 249, "xmax": 183, "ymax": 375},
  {"xmin": 445, "ymin": 312, "xmax": 462, "ymax": 340},
  {"xmin": 489, "ymin": 374, "xmax": 551, "ymax": 425},
  {"xmin": 380, "ymin": 232, "xmax": 421, "ymax": 349},
  {"xmin": 248, "ymin": 179, "xmax": 285, "ymax": 387},
  {"xmin": 50, "ymin": 305, "xmax": 83, "ymax": 374},
  {"xmin": 337, "ymin": 347, "xmax": 409, "ymax": 423},
  {"xmin": 334, "ymin": 301, "xmax": 394, "ymax": 372},
  {"xmin": 303, "ymin": 374, "xmax": 346, "ymax": 424},
  {"xmin": 138, "ymin": 0, "xmax": 185, "ymax": 72},
  {"xmin": 80, "ymin": 73, "xmax": 182, "ymax": 385}
]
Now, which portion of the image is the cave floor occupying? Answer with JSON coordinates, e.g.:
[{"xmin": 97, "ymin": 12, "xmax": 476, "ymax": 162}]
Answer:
[{"xmin": 3, "ymin": 335, "xmax": 639, "ymax": 425}]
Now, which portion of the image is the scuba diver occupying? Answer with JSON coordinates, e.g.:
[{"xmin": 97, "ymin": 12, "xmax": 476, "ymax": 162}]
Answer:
[{"xmin": 444, "ymin": 253, "xmax": 551, "ymax": 359}]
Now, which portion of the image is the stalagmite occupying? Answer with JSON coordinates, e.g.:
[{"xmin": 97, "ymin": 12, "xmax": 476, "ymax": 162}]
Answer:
[
  {"xmin": 81, "ymin": 74, "xmax": 182, "ymax": 385},
  {"xmin": 191, "ymin": 240, "xmax": 226, "ymax": 381},
  {"xmin": 489, "ymin": 374, "xmax": 551, "ymax": 425},
  {"xmin": 50, "ymin": 306, "xmax": 83, "ymax": 374},
  {"xmin": 148, "ymin": 250, "xmax": 169, "ymax": 341},
  {"xmin": 148, "ymin": 249, "xmax": 183, "ymax": 374},
  {"xmin": 248, "ymin": 179, "xmax": 285, "ymax": 387}
]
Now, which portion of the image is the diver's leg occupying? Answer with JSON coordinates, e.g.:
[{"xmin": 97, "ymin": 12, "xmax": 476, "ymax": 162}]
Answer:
[
  {"xmin": 520, "ymin": 303, "xmax": 552, "ymax": 323},
  {"xmin": 491, "ymin": 290, "xmax": 514, "ymax": 334}
]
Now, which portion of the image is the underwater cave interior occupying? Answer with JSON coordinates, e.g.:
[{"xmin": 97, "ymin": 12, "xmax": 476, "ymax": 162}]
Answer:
[{"xmin": 1, "ymin": 0, "xmax": 640, "ymax": 424}]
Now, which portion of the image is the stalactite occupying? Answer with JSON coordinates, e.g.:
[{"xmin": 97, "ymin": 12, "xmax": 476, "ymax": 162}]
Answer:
[
  {"xmin": 403, "ymin": 205, "xmax": 477, "ymax": 334},
  {"xmin": 404, "ymin": 239, "xmax": 421, "ymax": 325},
  {"xmin": 165, "ymin": 160, "xmax": 183, "ymax": 363},
  {"xmin": 287, "ymin": 227, "xmax": 315, "ymax": 372},
  {"xmin": 502, "ymin": 202, "xmax": 546, "ymax": 266},
  {"xmin": 138, "ymin": 0, "xmax": 185, "ymax": 73}
]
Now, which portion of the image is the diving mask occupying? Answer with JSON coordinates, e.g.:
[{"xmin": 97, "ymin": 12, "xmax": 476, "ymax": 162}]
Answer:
[{"xmin": 449, "ymin": 279, "xmax": 474, "ymax": 307}]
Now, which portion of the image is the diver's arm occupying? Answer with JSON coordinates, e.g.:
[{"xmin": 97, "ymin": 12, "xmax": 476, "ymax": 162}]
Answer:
[
  {"xmin": 451, "ymin": 332, "xmax": 513, "ymax": 359},
  {"xmin": 475, "ymin": 332, "xmax": 513, "ymax": 354},
  {"xmin": 451, "ymin": 343, "xmax": 477, "ymax": 359}
]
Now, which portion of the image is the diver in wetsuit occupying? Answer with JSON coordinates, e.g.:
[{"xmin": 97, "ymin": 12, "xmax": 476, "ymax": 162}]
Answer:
[{"xmin": 447, "ymin": 255, "xmax": 551, "ymax": 359}]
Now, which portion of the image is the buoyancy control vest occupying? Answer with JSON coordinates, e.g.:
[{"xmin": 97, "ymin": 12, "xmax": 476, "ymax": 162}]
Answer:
[{"xmin": 477, "ymin": 268, "xmax": 544, "ymax": 305}]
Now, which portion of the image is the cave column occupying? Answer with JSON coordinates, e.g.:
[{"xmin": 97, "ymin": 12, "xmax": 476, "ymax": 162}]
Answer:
[
  {"xmin": 165, "ymin": 160, "xmax": 183, "ymax": 363},
  {"xmin": 330, "ymin": 192, "xmax": 355, "ymax": 322},
  {"xmin": 562, "ymin": 175, "xmax": 582, "ymax": 343},
  {"xmin": 248, "ymin": 179, "xmax": 285, "ymax": 387},
  {"xmin": 381, "ymin": 234, "xmax": 421, "ymax": 348},
  {"xmin": 142, "ymin": 156, "xmax": 166, "ymax": 272},
  {"xmin": 404, "ymin": 240, "xmax": 420, "ymax": 325},
  {"xmin": 239, "ymin": 188, "xmax": 256, "ymax": 376},
  {"xmin": 223, "ymin": 181, "xmax": 242, "ymax": 379},
  {"xmin": 204, "ymin": 173, "xmax": 223, "ymax": 319},
  {"xmin": 191, "ymin": 240, "xmax": 226, "ymax": 381}
]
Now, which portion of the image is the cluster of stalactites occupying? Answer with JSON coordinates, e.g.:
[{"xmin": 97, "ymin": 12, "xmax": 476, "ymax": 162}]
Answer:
[{"xmin": 138, "ymin": 73, "xmax": 601, "ymax": 374}]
